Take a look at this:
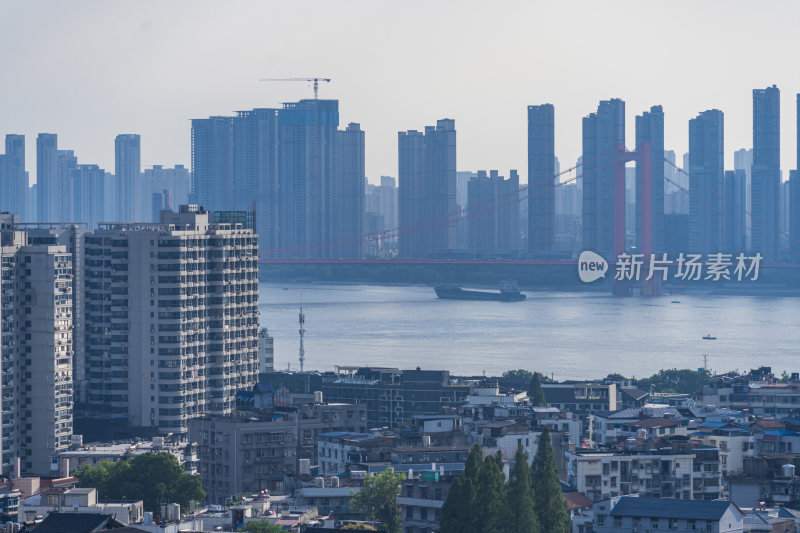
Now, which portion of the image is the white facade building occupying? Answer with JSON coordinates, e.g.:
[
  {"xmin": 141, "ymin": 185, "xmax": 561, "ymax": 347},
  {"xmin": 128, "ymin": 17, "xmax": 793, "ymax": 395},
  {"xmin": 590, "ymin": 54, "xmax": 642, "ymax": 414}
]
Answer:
[
  {"xmin": 566, "ymin": 450, "xmax": 696, "ymax": 501},
  {"xmin": 258, "ymin": 328, "xmax": 274, "ymax": 373},
  {"xmin": 1, "ymin": 213, "xmax": 74, "ymax": 475},
  {"xmin": 84, "ymin": 205, "xmax": 259, "ymax": 433}
]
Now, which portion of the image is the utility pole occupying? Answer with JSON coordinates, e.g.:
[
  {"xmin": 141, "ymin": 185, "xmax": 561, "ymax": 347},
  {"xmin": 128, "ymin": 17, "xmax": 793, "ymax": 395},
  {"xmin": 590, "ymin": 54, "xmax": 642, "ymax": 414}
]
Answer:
[{"xmin": 298, "ymin": 295, "xmax": 306, "ymax": 372}]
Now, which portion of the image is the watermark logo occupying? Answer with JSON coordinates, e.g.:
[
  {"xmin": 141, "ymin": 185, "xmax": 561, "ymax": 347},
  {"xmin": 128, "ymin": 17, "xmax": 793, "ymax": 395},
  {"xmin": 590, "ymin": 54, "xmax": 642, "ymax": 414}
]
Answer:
[
  {"xmin": 577, "ymin": 251, "xmax": 763, "ymax": 283},
  {"xmin": 578, "ymin": 251, "xmax": 608, "ymax": 283}
]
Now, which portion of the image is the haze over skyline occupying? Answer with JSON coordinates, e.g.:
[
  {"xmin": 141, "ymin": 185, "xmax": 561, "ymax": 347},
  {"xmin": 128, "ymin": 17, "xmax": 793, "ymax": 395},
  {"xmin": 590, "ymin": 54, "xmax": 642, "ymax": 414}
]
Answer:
[{"xmin": 3, "ymin": 1, "xmax": 800, "ymax": 184}]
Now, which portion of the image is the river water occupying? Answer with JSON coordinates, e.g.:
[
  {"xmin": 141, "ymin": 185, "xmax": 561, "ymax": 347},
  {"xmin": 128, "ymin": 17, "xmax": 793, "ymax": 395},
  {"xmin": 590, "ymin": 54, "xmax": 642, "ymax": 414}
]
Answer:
[{"xmin": 258, "ymin": 282, "xmax": 800, "ymax": 380}]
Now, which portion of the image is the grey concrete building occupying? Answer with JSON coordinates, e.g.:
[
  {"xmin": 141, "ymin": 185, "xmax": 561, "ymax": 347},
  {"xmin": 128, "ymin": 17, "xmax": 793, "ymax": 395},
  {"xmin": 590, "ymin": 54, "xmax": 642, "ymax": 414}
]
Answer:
[
  {"xmin": 188, "ymin": 402, "xmax": 367, "ymax": 503},
  {"xmin": 19, "ymin": 223, "xmax": 90, "ymax": 403},
  {"xmin": 83, "ymin": 205, "xmax": 259, "ymax": 434},
  {"xmin": 593, "ymin": 497, "xmax": 743, "ymax": 533},
  {"xmin": 0, "ymin": 214, "xmax": 74, "ymax": 474},
  {"xmin": 398, "ymin": 471, "xmax": 453, "ymax": 533}
]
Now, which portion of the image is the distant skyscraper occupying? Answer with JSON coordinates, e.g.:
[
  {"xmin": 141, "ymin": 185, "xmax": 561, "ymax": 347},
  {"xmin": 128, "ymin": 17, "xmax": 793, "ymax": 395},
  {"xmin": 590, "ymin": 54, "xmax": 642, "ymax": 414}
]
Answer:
[
  {"xmin": 36, "ymin": 133, "xmax": 59, "ymax": 222},
  {"xmin": 724, "ymin": 169, "xmax": 747, "ymax": 254},
  {"xmin": 337, "ymin": 123, "xmax": 366, "ymax": 258},
  {"xmin": 635, "ymin": 105, "xmax": 665, "ymax": 253},
  {"xmin": 142, "ymin": 164, "xmax": 191, "ymax": 222},
  {"xmin": 365, "ymin": 176, "xmax": 398, "ymax": 256},
  {"xmin": 233, "ymin": 108, "xmax": 279, "ymax": 249},
  {"xmin": 114, "ymin": 134, "xmax": 141, "ymax": 221},
  {"xmin": 0, "ymin": 135, "xmax": 26, "ymax": 219},
  {"xmin": 792, "ymin": 171, "xmax": 800, "ymax": 260},
  {"xmin": 398, "ymin": 119, "xmax": 457, "ymax": 258},
  {"xmin": 688, "ymin": 109, "xmax": 724, "ymax": 255},
  {"xmin": 193, "ymin": 100, "xmax": 360, "ymax": 259},
  {"xmin": 528, "ymin": 104, "xmax": 555, "ymax": 253},
  {"xmin": 378, "ymin": 176, "xmax": 398, "ymax": 230},
  {"xmin": 191, "ymin": 116, "xmax": 234, "ymax": 213},
  {"xmin": 733, "ymin": 148, "xmax": 753, "ymax": 249},
  {"xmin": 57, "ymin": 150, "xmax": 78, "ymax": 222},
  {"xmin": 278, "ymin": 99, "xmax": 340, "ymax": 258},
  {"xmin": 467, "ymin": 170, "xmax": 520, "ymax": 256},
  {"xmin": 751, "ymin": 85, "xmax": 781, "ymax": 261},
  {"xmin": 582, "ymin": 99, "xmax": 625, "ymax": 256},
  {"xmin": 152, "ymin": 189, "xmax": 174, "ymax": 221},
  {"xmin": 455, "ymin": 171, "xmax": 476, "ymax": 251},
  {"xmin": 781, "ymin": 179, "xmax": 791, "ymax": 237},
  {"xmin": 792, "ymin": 93, "xmax": 800, "ymax": 261},
  {"xmin": 71, "ymin": 164, "xmax": 106, "ymax": 228},
  {"xmin": 664, "ymin": 150, "xmax": 688, "ymax": 215}
]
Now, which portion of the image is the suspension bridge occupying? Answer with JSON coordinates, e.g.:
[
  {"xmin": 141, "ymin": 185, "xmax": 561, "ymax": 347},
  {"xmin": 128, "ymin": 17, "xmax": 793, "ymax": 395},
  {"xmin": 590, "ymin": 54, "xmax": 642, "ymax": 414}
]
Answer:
[{"xmin": 258, "ymin": 142, "xmax": 799, "ymax": 295}]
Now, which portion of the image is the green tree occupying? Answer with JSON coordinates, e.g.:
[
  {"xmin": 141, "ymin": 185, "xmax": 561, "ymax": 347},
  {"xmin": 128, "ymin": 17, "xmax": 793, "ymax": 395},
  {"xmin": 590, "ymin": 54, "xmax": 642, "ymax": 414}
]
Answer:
[
  {"xmin": 531, "ymin": 427, "xmax": 569, "ymax": 533},
  {"xmin": 637, "ymin": 368, "xmax": 710, "ymax": 395},
  {"xmin": 72, "ymin": 460, "xmax": 115, "ymax": 492},
  {"xmin": 464, "ymin": 443, "xmax": 483, "ymax": 482},
  {"xmin": 475, "ymin": 455, "xmax": 506, "ymax": 533},
  {"xmin": 349, "ymin": 468, "xmax": 404, "ymax": 533},
  {"xmin": 440, "ymin": 475, "xmax": 477, "ymax": 533},
  {"xmin": 505, "ymin": 445, "xmax": 539, "ymax": 533},
  {"xmin": 441, "ymin": 443, "xmax": 480, "ymax": 533},
  {"xmin": 527, "ymin": 373, "xmax": 546, "ymax": 406},
  {"xmin": 239, "ymin": 520, "xmax": 284, "ymax": 532},
  {"xmin": 502, "ymin": 369, "xmax": 535, "ymax": 381},
  {"xmin": 74, "ymin": 452, "xmax": 205, "ymax": 514}
]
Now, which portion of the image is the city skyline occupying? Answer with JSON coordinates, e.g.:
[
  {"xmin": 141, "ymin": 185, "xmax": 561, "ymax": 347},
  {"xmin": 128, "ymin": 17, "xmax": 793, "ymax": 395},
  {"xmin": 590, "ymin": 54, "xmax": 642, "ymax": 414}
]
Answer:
[{"xmin": 4, "ymin": 1, "xmax": 800, "ymax": 183}]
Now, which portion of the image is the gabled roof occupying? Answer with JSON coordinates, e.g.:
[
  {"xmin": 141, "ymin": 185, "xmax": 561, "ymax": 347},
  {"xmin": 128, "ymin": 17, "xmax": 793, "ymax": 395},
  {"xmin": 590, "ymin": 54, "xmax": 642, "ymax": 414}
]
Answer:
[
  {"xmin": 620, "ymin": 387, "xmax": 648, "ymax": 401},
  {"xmin": 610, "ymin": 497, "xmax": 736, "ymax": 521},
  {"xmin": 298, "ymin": 487, "xmax": 358, "ymax": 498},
  {"xmin": 777, "ymin": 507, "xmax": 800, "ymax": 519},
  {"xmin": 754, "ymin": 420, "xmax": 786, "ymax": 430},
  {"xmin": 563, "ymin": 491, "xmax": 593, "ymax": 511},
  {"xmin": 30, "ymin": 512, "xmax": 127, "ymax": 533},
  {"xmin": 625, "ymin": 418, "xmax": 683, "ymax": 429}
]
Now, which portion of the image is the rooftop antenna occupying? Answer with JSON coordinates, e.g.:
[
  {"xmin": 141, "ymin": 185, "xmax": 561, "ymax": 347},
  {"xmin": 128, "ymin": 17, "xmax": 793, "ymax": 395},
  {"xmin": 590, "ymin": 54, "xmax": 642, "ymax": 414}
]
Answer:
[
  {"xmin": 703, "ymin": 353, "xmax": 709, "ymax": 372},
  {"xmin": 299, "ymin": 292, "xmax": 306, "ymax": 372}
]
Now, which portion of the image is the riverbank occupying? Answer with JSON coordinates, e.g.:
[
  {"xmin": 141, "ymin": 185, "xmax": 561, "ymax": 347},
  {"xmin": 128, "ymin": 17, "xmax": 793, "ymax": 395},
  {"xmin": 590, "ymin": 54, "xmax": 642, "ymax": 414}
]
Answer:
[{"xmin": 260, "ymin": 262, "xmax": 800, "ymax": 292}]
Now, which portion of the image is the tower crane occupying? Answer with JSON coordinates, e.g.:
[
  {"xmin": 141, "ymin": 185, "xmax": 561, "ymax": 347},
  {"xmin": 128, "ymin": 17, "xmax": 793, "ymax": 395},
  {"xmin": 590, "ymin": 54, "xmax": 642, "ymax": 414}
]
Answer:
[{"xmin": 259, "ymin": 77, "xmax": 331, "ymax": 99}]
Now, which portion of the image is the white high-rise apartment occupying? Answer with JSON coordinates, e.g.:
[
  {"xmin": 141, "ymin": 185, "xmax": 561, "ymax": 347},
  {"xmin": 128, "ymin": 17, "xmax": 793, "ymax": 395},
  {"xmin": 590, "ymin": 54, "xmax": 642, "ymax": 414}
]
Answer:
[
  {"xmin": 1, "ymin": 213, "xmax": 74, "ymax": 475},
  {"xmin": 84, "ymin": 205, "xmax": 259, "ymax": 433}
]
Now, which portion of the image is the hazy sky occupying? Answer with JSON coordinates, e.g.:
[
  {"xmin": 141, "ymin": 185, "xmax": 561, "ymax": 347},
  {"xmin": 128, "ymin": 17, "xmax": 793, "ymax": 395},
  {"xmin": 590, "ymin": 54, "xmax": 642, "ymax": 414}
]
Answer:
[{"xmin": 2, "ymin": 1, "xmax": 800, "ymax": 184}]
